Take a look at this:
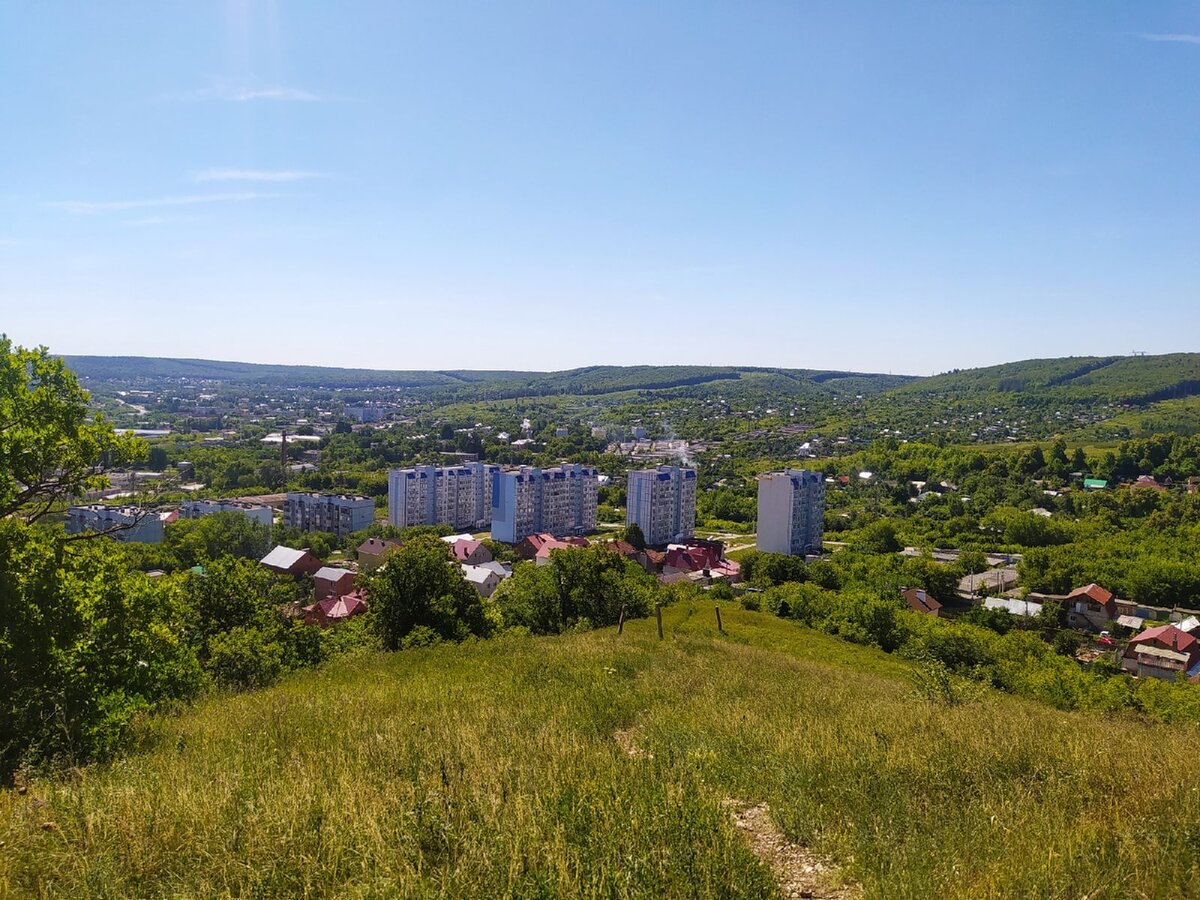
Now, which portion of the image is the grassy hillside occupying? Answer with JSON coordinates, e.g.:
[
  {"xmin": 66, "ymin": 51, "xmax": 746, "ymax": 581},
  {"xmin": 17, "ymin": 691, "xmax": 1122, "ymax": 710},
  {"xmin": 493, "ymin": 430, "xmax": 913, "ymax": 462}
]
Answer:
[{"xmin": 3, "ymin": 603, "xmax": 1197, "ymax": 899}]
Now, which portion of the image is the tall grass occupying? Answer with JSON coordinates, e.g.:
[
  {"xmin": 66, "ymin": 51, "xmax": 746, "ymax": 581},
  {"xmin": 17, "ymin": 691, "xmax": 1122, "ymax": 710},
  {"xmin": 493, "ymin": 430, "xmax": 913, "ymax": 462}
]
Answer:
[{"xmin": 3, "ymin": 603, "xmax": 1198, "ymax": 898}]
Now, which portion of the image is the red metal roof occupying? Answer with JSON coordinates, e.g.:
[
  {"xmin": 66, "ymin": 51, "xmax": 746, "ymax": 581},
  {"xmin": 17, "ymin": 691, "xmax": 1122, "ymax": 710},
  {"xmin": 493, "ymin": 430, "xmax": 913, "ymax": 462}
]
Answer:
[
  {"xmin": 901, "ymin": 587, "xmax": 942, "ymax": 614},
  {"xmin": 1067, "ymin": 583, "xmax": 1114, "ymax": 605},
  {"xmin": 1131, "ymin": 624, "xmax": 1197, "ymax": 655}
]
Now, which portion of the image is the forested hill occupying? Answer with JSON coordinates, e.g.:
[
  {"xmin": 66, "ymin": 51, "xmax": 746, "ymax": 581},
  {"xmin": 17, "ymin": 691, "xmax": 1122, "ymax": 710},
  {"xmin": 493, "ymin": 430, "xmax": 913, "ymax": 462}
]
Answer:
[
  {"xmin": 62, "ymin": 357, "xmax": 913, "ymax": 397},
  {"xmin": 885, "ymin": 353, "xmax": 1200, "ymax": 405}
]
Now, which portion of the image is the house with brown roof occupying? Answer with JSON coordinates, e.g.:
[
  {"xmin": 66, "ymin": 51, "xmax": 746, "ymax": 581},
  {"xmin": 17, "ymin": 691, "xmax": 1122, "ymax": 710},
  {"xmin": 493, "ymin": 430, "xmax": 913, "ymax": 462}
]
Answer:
[
  {"xmin": 356, "ymin": 537, "xmax": 400, "ymax": 571},
  {"xmin": 313, "ymin": 566, "xmax": 357, "ymax": 601},
  {"xmin": 303, "ymin": 589, "xmax": 368, "ymax": 627},
  {"xmin": 1067, "ymin": 583, "xmax": 1117, "ymax": 631},
  {"xmin": 260, "ymin": 545, "xmax": 323, "ymax": 577},
  {"xmin": 1122, "ymin": 625, "xmax": 1200, "ymax": 681},
  {"xmin": 901, "ymin": 587, "xmax": 942, "ymax": 617}
]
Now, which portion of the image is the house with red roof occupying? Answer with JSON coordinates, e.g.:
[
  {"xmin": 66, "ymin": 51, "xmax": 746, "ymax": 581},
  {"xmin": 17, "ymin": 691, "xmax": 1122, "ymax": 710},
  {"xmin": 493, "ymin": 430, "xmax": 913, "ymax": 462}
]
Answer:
[
  {"xmin": 303, "ymin": 589, "xmax": 368, "ymax": 627},
  {"xmin": 1067, "ymin": 583, "xmax": 1118, "ymax": 631},
  {"xmin": 517, "ymin": 532, "xmax": 589, "ymax": 561},
  {"xmin": 448, "ymin": 538, "xmax": 493, "ymax": 566},
  {"xmin": 1121, "ymin": 625, "xmax": 1200, "ymax": 681},
  {"xmin": 901, "ymin": 587, "xmax": 942, "ymax": 617},
  {"xmin": 659, "ymin": 541, "xmax": 740, "ymax": 583}
]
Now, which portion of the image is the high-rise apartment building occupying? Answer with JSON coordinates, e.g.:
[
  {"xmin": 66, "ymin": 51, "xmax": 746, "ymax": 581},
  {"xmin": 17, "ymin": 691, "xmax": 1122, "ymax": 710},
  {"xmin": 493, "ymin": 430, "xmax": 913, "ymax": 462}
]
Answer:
[
  {"xmin": 283, "ymin": 492, "xmax": 375, "ymax": 538},
  {"xmin": 755, "ymin": 469, "xmax": 825, "ymax": 556},
  {"xmin": 490, "ymin": 464, "xmax": 598, "ymax": 544},
  {"xmin": 626, "ymin": 465, "xmax": 696, "ymax": 546},
  {"xmin": 387, "ymin": 463, "xmax": 499, "ymax": 531}
]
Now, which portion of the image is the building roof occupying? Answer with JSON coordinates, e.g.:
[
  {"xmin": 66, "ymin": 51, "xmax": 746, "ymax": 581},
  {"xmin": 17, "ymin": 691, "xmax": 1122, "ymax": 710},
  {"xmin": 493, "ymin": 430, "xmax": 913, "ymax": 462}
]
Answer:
[
  {"xmin": 260, "ymin": 545, "xmax": 313, "ymax": 571},
  {"xmin": 440, "ymin": 533, "xmax": 476, "ymax": 544},
  {"xmin": 461, "ymin": 564, "xmax": 500, "ymax": 585},
  {"xmin": 303, "ymin": 590, "xmax": 368, "ymax": 623},
  {"xmin": 1067, "ymin": 583, "xmax": 1114, "ymax": 606},
  {"xmin": 357, "ymin": 537, "xmax": 399, "ymax": 556},
  {"xmin": 313, "ymin": 566, "xmax": 355, "ymax": 582},
  {"xmin": 1177, "ymin": 616, "xmax": 1200, "ymax": 633},
  {"xmin": 1116, "ymin": 615, "xmax": 1146, "ymax": 630},
  {"xmin": 984, "ymin": 597, "xmax": 1043, "ymax": 617},
  {"xmin": 901, "ymin": 587, "xmax": 942, "ymax": 615},
  {"xmin": 476, "ymin": 560, "xmax": 510, "ymax": 577},
  {"xmin": 449, "ymin": 539, "xmax": 485, "ymax": 561},
  {"xmin": 1130, "ymin": 624, "xmax": 1198, "ymax": 655}
]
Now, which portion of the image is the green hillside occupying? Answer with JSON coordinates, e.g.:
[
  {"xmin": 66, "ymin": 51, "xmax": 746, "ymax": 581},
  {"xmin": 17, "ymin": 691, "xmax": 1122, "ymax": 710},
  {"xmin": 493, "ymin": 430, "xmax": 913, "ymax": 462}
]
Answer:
[
  {"xmin": 3, "ymin": 603, "xmax": 1195, "ymax": 899},
  {"xmin": 889, "ymin": 353, "xmax": 1200, "ymax": 405}
]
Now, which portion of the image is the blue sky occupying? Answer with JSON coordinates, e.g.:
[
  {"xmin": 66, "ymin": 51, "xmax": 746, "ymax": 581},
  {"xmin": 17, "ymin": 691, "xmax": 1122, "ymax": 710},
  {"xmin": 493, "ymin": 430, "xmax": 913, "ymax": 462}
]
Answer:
[{"xmin": 2, "ymin": 2, "xmax": 1197, "ymax": 375}]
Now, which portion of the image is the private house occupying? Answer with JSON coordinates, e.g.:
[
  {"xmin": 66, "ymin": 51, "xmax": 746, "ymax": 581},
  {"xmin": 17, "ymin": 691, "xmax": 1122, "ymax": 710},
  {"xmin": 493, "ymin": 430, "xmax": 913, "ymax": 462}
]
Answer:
[
  {"xmin": 461, "ymin": 563, "xmax": 505, "ymax": 597},
  {"xmin": 901, "ymin": 587, "xmax": 942, "ymax": 617},
  {"xmin": 660, "ymin": 541, "xmax": 741, "ymax": 582},
  {"xmin": 1122, "ymin": 625, "xmax": 1200, "ymax": 681},
  {"xmin": 259, "ymin": 545, "xmax": 323, "ymax": 577},
  {"xmin": 356, "ymin": 537, "xmax": 400, "ymax": 571},
  {"xmin": 313, "ymin": 566, "xmax": 357, "ymax": 601},
  {"xmin": 516, "ymin": 532, "xmax": 589, "ymax": 561},
  {"xmin": 535, "ymin": 537, "xmax": 586, "ymax": 565},
  {"xmin": 1068, "ymin": 583, "xmax": 1118, "ymax": 631},
  {"xmin": 448, "ymin": 538, "xmax": 493, "ymax": 566},
  {"xmin": 302, "ymin": 590, "xmax": 368, "ymax": 627},
  {"xmin": 1131, "ymin": 475, "xmax": 1166, "ymax": 492}
]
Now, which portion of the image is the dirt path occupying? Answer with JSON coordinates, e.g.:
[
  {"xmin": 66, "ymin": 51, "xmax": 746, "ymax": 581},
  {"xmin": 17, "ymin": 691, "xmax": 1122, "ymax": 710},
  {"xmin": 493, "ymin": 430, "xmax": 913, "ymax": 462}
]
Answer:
[
  {"xmin": 614, "ymin": 730, "xmax": 859, "ymax": 898},
  {"xmin": 722, "ymin": 799, "xmax": 860, "ymax": 899}
]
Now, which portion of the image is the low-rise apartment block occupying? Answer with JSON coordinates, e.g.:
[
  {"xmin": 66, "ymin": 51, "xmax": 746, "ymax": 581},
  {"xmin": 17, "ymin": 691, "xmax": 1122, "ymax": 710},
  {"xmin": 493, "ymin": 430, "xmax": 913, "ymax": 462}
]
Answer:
[
  {"xmin": 490, "ymin": 464, "xmax": 598, "ymax": 544},
  {"xmin": 180, "ymin": 498, "xmax": 273, "ymax": 527},
  {"xmin": 283, "ymin": 492, "xmax": 375, "ymax": 538},
  {"xmin": 387, "ymin": 463, "xmax": 499, "ymax": 531},
  {"xmin": 626, "ymin": 465, "xmax": 696, "ymax": 546},
  {"xmin": 756, "ymin": 469, "xmax": 825, "ymax": 556},
  {"xmin": 66, "ymin": 505, "xmax": 165, "ymax": 543}
]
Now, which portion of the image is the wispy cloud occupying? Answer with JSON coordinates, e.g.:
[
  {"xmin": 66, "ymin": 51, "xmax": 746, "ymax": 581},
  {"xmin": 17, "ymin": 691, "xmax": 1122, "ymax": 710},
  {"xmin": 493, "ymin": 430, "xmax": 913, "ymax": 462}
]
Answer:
[
  {"xmin": 123, "ymin": 216, "xmax": 191, "ymax": 227},
  {"xmin": 166, "ymin": 82, "xmax": 323, "ymax": 103},
  {"xmin": 49, "ymin": 193, "xmax": 278, "ymax": 215},
  {"xmin": 191, "ymin": 168, "xmax": 329, "ymax": 183},
  {"xmin": 1139, "ymin": 32, "xmax": 1200, "ymax": 44}
]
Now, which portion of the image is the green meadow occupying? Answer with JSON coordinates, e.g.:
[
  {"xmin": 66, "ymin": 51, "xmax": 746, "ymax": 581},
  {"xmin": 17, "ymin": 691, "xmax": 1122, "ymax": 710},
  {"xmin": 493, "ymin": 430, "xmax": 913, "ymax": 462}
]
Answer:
[{"xmin": 3, "ymin": 602, "xmax": 1197, "ymax": 899}]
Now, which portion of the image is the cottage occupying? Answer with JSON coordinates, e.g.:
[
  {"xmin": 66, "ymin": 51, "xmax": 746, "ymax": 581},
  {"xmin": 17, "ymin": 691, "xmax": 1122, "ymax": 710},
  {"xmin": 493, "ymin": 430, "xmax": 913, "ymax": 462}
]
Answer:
[
  {"xmin": 313, "ymin": 566, "xmax": 357, "ymax": 601},
  {"xmin": 356, "ymin": 537, "xmax": 399, "ymax": 571},
  {"xmin": 1067, "ymin": 583, "xmax": 1117, "ymax": 631},
  {"xmin": 449, "ymin": 538, "xmax": 493, "ymax": 566},
  {"xmin": 517, "ymin": 532, "xmax": 589, "ymax": 561},
  {"xmin": 901, "ymin": 587, "xmax": 942, "ymax": 616},
  {"xmin": 1122, "ymin": 625, "xmax": 1200, "ymax": 681},
  {"xmin": 302, "ymin": 590, "xmax": 368, "ymax": 627},
  {"xmin": 461, "ymin": 563, "xmax": 505, "ymax": 597},
  {"xmin": 260, "ymin": 545, "xmax": 323, "ymax": 577}
]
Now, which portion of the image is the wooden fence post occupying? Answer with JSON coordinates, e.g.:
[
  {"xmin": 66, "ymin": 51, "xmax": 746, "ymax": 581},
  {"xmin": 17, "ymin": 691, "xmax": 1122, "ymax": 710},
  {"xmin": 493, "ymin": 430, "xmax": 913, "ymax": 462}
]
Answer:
[
  {"xmin": 715, "ymin": 606, "xmax": 723, "ymax": 634},
  {"xmin": 655, "ymin": 604, "xmax": 664, "ymax": 641},
  {"xmin": 617, "ymin": 603, "xmax": 626, "ymax": 635}
]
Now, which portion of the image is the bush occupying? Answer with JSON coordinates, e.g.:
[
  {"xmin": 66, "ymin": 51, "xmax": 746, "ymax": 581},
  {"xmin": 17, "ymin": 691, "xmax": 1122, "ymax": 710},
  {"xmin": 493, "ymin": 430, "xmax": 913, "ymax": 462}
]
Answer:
[{"xmin": 206, "ymin": 627, "xmax": 285, "ymax": 690}]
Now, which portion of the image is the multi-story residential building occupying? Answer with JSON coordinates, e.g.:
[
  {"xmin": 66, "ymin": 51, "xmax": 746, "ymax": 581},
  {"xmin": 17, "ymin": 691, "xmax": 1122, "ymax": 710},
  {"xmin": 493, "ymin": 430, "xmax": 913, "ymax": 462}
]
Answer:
[
  {"xmin": 626, "ymin": 465, "xmax": 696, "ymax": 546},
  {"xmin": 755, "ymin": 469, "xmax": 825, "ymax": 556},
  {"xmin": 490, "ymin": 464, "xmax": 598, "ymax": 544},
  {"xmin": 387, "ymin": 463, "xmax": 499, "ymax": 531},
  {"xmin": 65, "ymin": 505, "xmax": 165, "ymax": 543},
  {"xmin": 283, "ymin": 492, "xmax": 375, "ymax": 538},
  {"xmin": 180, "ymin": 498, "xmax": 274, "ymax": 527}
]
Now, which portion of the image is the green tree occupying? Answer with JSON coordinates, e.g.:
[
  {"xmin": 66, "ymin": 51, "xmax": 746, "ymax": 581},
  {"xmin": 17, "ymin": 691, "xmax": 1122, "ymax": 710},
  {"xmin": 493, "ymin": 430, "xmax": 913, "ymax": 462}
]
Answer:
[
  {"xmin": 365, "ymin": 535, "xmax": 491, "ymax": 648},
  {"xmin": 0, "ymin": 337, "xmax": 143, "ymax": 522},
  {"xmin": 624, "ymin": 522, "xmax": 646, "ymax": 552}
]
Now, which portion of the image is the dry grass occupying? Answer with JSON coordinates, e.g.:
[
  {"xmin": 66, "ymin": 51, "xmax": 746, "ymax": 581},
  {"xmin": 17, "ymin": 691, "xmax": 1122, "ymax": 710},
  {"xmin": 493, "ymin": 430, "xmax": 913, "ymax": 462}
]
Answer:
[{"xmin": 3, "ymin": 603, "xmax": 1199, "ymax": 898}]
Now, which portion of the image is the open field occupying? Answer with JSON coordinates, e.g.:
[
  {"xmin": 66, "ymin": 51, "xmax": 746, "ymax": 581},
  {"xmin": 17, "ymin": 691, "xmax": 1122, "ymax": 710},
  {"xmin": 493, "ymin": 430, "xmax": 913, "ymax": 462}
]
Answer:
[{"xmin": 4, "ymin": 603, "xmax": 1199, "ymax": 898}]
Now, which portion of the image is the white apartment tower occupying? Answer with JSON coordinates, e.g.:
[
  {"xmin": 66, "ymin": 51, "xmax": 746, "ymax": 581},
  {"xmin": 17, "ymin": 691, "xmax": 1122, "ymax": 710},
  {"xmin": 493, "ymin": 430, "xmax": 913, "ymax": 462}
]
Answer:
[
  {"xmin": 387, "ymin": 463, "xmax": 499, "ymax": 531},
  {"xmin": 756, "ymin": 469, "xmax": 825, "ymax": 556},
  {"xmin": 490, "ymin": 464, "xmax": 599, "ymax": 543},
  {"xmin": 626, "ymin": 465, "xmax": 696, "ymax": 546}
]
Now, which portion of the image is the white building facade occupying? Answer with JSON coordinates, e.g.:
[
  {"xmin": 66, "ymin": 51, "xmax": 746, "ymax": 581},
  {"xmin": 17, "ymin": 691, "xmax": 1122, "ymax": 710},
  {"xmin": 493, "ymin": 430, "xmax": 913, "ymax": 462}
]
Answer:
[
  {"xmin": 626, "ymin": 465, "xmax": 697, "ymax": 546},
  {"xmin": 180, "ymin": 498, "xmax": 273, "ymax": 527},
  {"xmin": 387, "ymin": 463, "xmax": 499, "ymax": 531},
  {"xmin": 66, "ymin": 505, "xmax": 165, "ymax": 543},
  {"xmin": 490, "ymin": 464, "xmax": 599, "ymax": 543},
  {"xmin": 283, "ymin": 492, "xmax": 375, "ymax": 538},
  {"xmin": 755, "ymin": 469, "xmax": 825, "ymax": 556}
]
